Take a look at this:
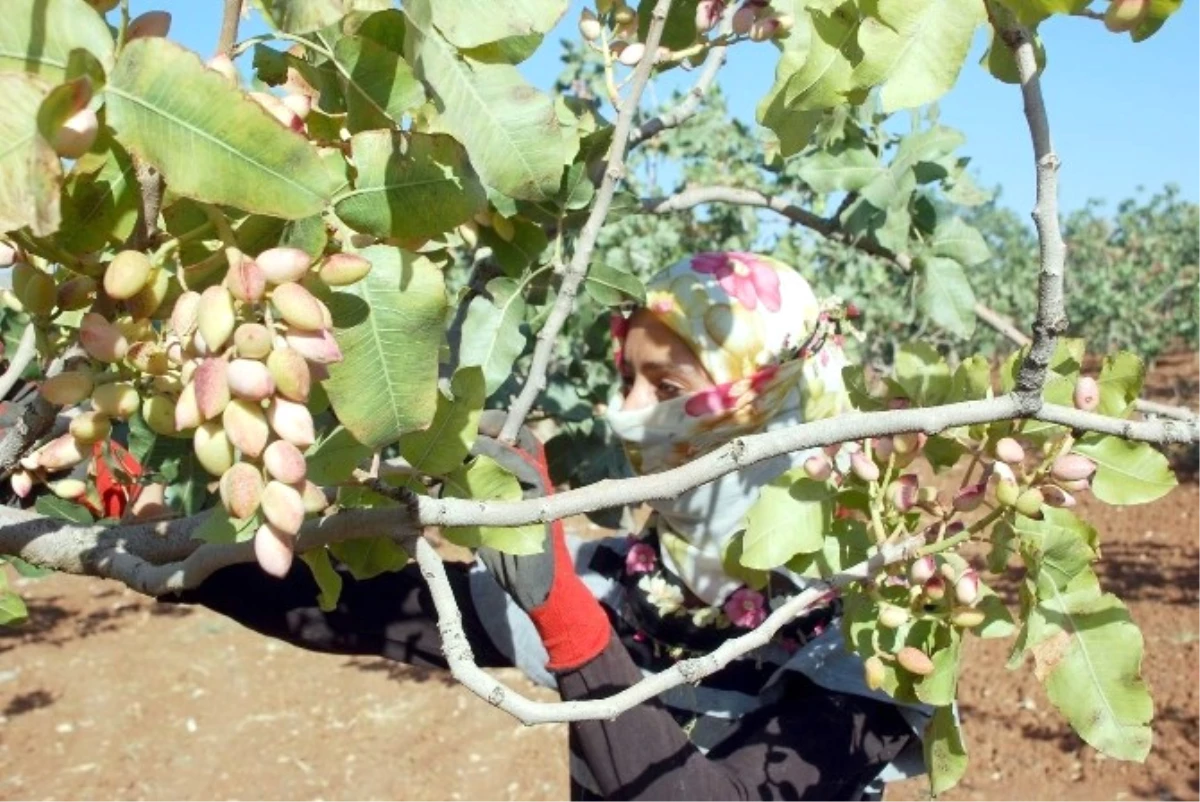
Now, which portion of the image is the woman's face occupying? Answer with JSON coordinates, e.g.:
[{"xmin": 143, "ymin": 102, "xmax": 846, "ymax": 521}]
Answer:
[{"xmin": 619, "ymin": 309, "xmax": 715, "ymax": 411}]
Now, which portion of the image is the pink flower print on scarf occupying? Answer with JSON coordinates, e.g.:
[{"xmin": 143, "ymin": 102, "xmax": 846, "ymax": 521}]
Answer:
[
  {"xmin": 683, "ymin": 364, "xmax": 779, "ymax": 417},
  {"xmin": 691, "ymin": 252, "xmax": 782, "ymax": 313},
  {"xmin": 625, "ymin": 541, "xmax": 658, "ymax": 574},
  {"xmin": 723, "ymin": 587, "xmax": 767, "ymax": 629}
]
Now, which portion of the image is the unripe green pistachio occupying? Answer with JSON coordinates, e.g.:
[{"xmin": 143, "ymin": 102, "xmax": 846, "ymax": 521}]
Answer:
[
  {"xmin": 104, "ymin": 250, "xmax": 153, "ymax": 300},
  {"xmin": 318, "ymin": 253, "xmax": 372, "ymax": 287},
  {"xmin": 70, "ymin": 410, "xmax": 111, "ymax": 444},
  {"xmin": 142, "ymin": 394, "xmax": 178, "ymax": 437},
  {"xmin": 193, "ymin": 421, "xmax": 235, "ymax": 476},
  {"xmin": 41, "ymin": 371, "xmax": 94, "ymax": 406},
  {"xmin": 91, "ymin": 382, "xmax": 139, "ymax": 419},
  {"xmin": 234, "ymin": 323, "xmax": 273, "ymax": 359}
]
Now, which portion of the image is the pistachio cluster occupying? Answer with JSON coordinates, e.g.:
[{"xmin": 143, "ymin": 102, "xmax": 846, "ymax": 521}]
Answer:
[
  {"xmin": 795, "ymin": 373, "xmax": 1104, "ymax": 687},
  {"xmin": 3, "ymin": 239, "xmax": 371, "ymax": 577}
]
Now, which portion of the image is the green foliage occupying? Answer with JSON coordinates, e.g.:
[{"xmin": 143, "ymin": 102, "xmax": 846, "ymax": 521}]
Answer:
[
  {"xmin": 0, "ymin": 0, "xmax": 1191, "ymax": 791},
  {"xmin": 107, "ymin": 39, "xmax": 338, "ymax": 219},
  {"xmin": 324, "ymin": 246, "xmax": 447, "ymax": 449}
]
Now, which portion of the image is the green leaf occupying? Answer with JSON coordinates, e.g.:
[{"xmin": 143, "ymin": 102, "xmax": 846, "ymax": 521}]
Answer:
[
  {"xmin": 35, "ymin": 495, "xmax": 94, "ymax": 524},
  {"xmin": 106, "ymin": 38, "xmax": 338, "ymax": 220},
  {"xmin": 335, "ymin": 131, "xmax": 486, "ymax": 241},
  {"xmin": 980, "ymin": 25, "xmax": 1046, "ymax": 84},
  {"xmin": 1131, "ymin": 0, "xmax": 1184, "ymax": 41},
  {"xmin": 992, "ymin": 0, "xmax": 1088, "ymax": 25},
  {"xmin": 5, "ymin": 557, "xmax": 52, "ymax": 579},
  {"xmin": 459, "ymin": 277, "xmax": 528, "ymax": 394},
  {"xmin": 931, "ymin": 217, "xmax": 990, "ymax": 266},
  {"xmin": 778, "ymin": 8, "xmax": 860, "ymax": 112},
  {"xmin": 1074, "ymin": 435, "xmax": 1177, "ymax": 506},
  {"xmin": 854, "ymin": 0, "xmax": 985, "ymax": 113},
  {"xmin": 924, "ymin": 705, "xmax": 968, "ymax": 796},
  {"xmin": 894, "ymin": 342, "xmax": 951, "ymax": 405},
  {"xmin": 1095, "ymin": 351, "xmax": 1144, "ymax": 418},
  {"xmin": 918, "ymin": 257, "xmax": 977, "ymax": 338},
  {"xmin": 741, "ymin": 474, "xmax": 832, "ymax": 571},
  {"xmin": 328, "ymin": 34, "xmax": 427, "ymax": 132},
  {"xmin": 300, "ymin": 547, "xmax": 344, "ymax": 612},
  {"xmin": 253, "ymin": 0, "xmax": 391, "ymax": 34},
  {"xmin": 796, "ymin": 143, "xmax": 885, "ymax": 193},
  {"xmin": 1014, "ymin": 507, "xmax": 1098, "ymax": 597},
  {"xmin": 57, "ymin": 132, "xmax": 140, "ymax": 251},
  {"xmin": 398, "ymin": 367, "xmax": 486, "ymax": 477},
  {"xmin": 1016, "ymin": 338, "xmax": 1086, "ymax": 440},
  {"xmin": 191, "ymin": 509, "xmax": 259, "ymax": 545},
  {"xmin": 329, "ymin": 536, "xmax": 410, "ymax": 579},
  {"xmin": 0, "ymin": 0, "xmax": 114, "ymax": 81},
  {"xmin": 305, "ymin": 425, "xmax": 372, "ymax": 485},
  {"xmin": 637, "ymin": 0, "xmax": 699, "ymax": 49},
  {"xmin": 0, "ymin": 73, "xmax": 62, "ymax": 236},
  {"xmin": 948, "ymin": 355, "xmax": 992, "ymax": 402},
  {"xmin": 431, "ymin": 0, "xmax": 567, "ymax": 49},
  {"xmin": 1031, "ymin": 589, "xmax": 1154, "ymax": 761},
  {"xmin": 0, "ymin": 590, "xmax": 29, "ymax": 626},
  {"xmin": 786, "ymin": 518, "xmax": 873, "ymax": 579},
  {"xmin": 721, "ymin": 532, "xmax": 770, "ymax": 591},
  {"xmin": 325, "ymin": 247, "xmax": 448, "ymax": 449},
  {"xmin": 584, "ymin": 262, "xmax": 646, "ymax": 307},
  {"xmin": 443, "ymin": 455, "xmax": 545, "ymax": 554},
  {"xmin": 972, "ymin": 591, "xmax": 1017, "ymax": 639},
  {"xmin": 405, "ymin": 0, "xmax": 574, "ymax": 201},
  {"xmin": 916, "ymin": 637, "xmax": 961, "ymax": 706}
]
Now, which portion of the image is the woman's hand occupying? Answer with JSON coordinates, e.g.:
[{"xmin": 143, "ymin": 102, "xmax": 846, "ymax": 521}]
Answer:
[{"xmin": 473, "ymin": 411, "xmax": 612, "ymax": 672}]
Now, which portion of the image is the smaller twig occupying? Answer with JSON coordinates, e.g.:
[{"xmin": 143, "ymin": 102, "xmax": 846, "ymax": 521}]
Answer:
[
  {"xmin": 1134, "ymin": 399, "xmax": 1197, "ymax": 421},
  {"xmin": 218, "ymin": 0, "xmax": 242, "ymax": 58},
  {"xmin": 628, "ymin": 42, "xmax": 727, "ymax": 148},
  {"xmin": 0, "ymin": 324, "xmax": 38, "ymax": 401},
  {"xmin": 973, "ymin": 302, "xmax": 1031, "ymax": 347},
  {"xmin": 498, "ymin": 0, "xmax": 676, "ymax": 444}
]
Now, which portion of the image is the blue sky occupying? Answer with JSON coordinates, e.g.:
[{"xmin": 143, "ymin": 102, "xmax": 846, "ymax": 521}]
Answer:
[{"xmin": 136, "ymin": 1, "xmax": 1197, "ymax": 213}]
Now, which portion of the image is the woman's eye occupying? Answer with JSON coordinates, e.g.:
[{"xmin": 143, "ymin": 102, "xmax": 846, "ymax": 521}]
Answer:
[{"xmin": 657, "ymin": 381, "xmax": 683, "ymax": 400}]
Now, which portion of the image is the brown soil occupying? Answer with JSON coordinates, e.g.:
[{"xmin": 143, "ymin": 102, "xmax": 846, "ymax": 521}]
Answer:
[{"xmin": 1, "ymin": 354, "xmax": 1196, "ymax": 801}]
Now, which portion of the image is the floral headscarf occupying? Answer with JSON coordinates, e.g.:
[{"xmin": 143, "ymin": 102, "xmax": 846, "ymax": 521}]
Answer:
[{"xmin": 605, "ymin": 252, "xmax": 853, "ymax": 609}]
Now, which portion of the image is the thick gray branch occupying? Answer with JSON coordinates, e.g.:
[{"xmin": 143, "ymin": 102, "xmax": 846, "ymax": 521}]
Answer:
[
  {"xmin": 498, "ymin": 0, "xmax": 675, "ymax": 444},
  {"xmin": 0, "ymin": 506, "xmax": 415, "ymax": 596},
  {"xmin": 218, "ymin": 0, "xmax": 242, "ymax": 57}
]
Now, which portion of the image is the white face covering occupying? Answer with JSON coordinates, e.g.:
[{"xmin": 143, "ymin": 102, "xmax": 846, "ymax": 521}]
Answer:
[{"xmin": 603, "ymin": 252, "xmax": 853, "ymax": 606}]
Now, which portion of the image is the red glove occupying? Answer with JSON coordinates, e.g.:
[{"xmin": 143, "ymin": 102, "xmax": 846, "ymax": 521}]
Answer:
[{"xmin": 475, "ymin": 415, "xmax": 611, "ymax": 673}]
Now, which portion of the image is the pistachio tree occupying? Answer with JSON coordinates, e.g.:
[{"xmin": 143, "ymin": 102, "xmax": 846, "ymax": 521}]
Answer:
[{"xmin": 0, "ymin": 0, "xmax": 1194, "ymax": 794}]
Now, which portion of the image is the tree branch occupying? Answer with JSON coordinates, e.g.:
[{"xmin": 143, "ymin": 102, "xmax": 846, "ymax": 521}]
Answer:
[
  {"xmin": 498, "ymin": 0, "xmax": 675, "ymax": 445},
  {"xmin": 1000, "ymin": 22, "xmax": 1068, "ymax": 407},
  {"xmin": 0, "ymin": 324, "xmax": 37, "ymax": 401},
  {"xmin": 628, "ymin": 41, "xmax": 727, "ymax": 148},
  {"xmin": 972, "ymin": 301, "xmax": 1031, "ymax": 347},
  {"xmin": 416, "ymin": 534, "xmax": 921, "ymax": 724},
  {"xmin": 218, "ymin": 0, "xmax": 242, "ymax": 58},
  {"xmin": 0, "ymin": 505, "xmax": 416, "ymax": 596}
]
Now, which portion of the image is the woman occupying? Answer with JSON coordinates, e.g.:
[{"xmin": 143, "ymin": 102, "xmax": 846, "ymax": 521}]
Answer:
[{"xmin": 165, "ymin": 252, "xmax": 930, "ymax": 800}]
